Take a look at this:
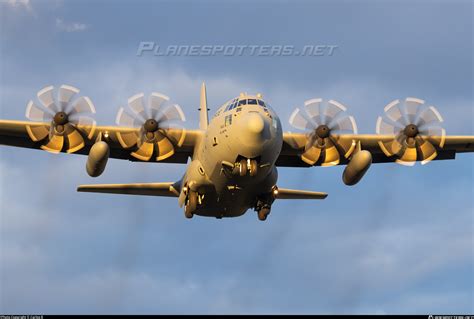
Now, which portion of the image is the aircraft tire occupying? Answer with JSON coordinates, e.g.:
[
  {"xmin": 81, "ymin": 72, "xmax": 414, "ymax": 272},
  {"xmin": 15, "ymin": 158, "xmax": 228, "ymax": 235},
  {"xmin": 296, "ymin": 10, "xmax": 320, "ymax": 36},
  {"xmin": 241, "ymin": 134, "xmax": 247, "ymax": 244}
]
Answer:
[
  {"xmin": 239, "ymin": 159, "xmax": 248, "ymax": 176},
  {"xmin": 184, "ymin": 191, "xmax": 197, "ymax": 218},
  {"xmin": 249, "ymin": 160, "xmax": 258, "ymax": 177},
  {"xmin": 257, "ymin": 207, "xmax": 270, "ymax": 221}
]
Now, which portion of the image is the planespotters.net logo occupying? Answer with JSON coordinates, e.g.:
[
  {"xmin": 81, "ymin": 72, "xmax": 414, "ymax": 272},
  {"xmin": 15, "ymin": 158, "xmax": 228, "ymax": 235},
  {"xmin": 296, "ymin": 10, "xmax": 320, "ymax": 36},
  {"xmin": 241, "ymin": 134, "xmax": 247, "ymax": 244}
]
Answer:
[{"xmin": 136, "ymin": 42, "xmax": 339, "ymax": 57}]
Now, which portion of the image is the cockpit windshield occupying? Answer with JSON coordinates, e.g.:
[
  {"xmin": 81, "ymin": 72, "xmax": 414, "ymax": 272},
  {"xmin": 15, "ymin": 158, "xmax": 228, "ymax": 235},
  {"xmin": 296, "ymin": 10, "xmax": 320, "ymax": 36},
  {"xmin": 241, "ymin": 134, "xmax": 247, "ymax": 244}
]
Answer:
[{"xmin": 224, "ymin": 98, "xmax": 270, "ymax": 112}]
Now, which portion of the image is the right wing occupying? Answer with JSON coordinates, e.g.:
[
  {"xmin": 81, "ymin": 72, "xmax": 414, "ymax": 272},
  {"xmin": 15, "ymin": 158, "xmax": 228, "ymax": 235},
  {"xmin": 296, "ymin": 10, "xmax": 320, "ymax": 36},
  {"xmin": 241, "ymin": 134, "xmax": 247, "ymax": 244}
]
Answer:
[
  {"xmin": 0, "ymin": 120, "xmax": 202, "ymax": 163},
  {"xmin": 277, "ymin": 132, "xmax": 474, "ymax": 167}
]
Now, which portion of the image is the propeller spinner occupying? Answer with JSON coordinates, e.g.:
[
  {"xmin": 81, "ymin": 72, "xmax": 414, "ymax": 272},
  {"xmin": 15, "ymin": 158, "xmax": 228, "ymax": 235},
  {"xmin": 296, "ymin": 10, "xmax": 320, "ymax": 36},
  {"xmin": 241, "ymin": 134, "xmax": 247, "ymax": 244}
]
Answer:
[
  {"xmin": 115, "ymin": 92, "xmax": 186, "ymax": 161},
  {"xmin": 376, "ymin": 97, "xmax": 446, "ymax": 166},
  {"xmin": 289, "ymin": 98, "xmax": 358, "ymax": 166},
  {"xmin": 25, "ymin": 85, "xmax": 96, "ymax": 153}
]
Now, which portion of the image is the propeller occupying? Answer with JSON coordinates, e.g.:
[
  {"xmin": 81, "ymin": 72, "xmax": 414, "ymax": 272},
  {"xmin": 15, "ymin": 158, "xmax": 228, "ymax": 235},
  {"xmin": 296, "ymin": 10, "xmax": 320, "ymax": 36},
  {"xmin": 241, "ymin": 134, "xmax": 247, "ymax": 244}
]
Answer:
[
  {"xmin": 116, "ymin": 92, "xmax": 186, "ymax": 161},
  {"xmin": 25, "ymin": 85, "xmax": 96, "ymax": 153},
  {"xmin": 376, "ymin": 97, "xmax": 446, "ymax": 166},
  {"xmin": 289, "ymin": 98, "xmax": 358, "ymax": 166}
]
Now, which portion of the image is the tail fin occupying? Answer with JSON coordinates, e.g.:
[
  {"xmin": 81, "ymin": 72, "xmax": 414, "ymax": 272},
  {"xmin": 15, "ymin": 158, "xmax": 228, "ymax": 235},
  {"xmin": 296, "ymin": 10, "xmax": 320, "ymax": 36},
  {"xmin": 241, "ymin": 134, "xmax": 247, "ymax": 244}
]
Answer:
[{"xmin": 199, "ymin": 82, "xmax": 209, "ymax": 130}]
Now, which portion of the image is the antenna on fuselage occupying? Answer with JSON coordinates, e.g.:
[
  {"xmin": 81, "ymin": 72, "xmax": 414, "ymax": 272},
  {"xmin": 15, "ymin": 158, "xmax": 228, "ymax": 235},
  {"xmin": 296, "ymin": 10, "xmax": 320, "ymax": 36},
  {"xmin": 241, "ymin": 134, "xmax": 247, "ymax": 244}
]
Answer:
[{"xmin": 199, "ymin": 82, "xmax": 209, "ymax": 130}]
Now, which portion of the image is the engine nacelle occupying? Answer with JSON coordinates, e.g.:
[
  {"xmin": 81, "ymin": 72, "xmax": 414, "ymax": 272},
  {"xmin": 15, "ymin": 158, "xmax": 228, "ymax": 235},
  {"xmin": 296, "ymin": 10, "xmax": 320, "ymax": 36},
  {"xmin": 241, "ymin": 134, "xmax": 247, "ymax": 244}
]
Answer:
[
  {"xmin": 86, "ymin": 141, "xmax": 110, "ymax": 177},
  {"xmin": 343, "ymin": 150, "xmax": 372, "ymax": 186}
]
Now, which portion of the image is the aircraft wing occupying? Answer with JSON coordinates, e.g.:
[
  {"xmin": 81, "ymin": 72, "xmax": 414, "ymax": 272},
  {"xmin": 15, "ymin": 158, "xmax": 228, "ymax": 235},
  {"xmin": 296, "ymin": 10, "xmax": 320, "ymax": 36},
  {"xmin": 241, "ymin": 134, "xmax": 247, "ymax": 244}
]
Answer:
[
  {"xmin": 0, "ymin": 120, "xmax": 201, "ymax": 163},
  {"xmin": 277, "ymin": 133, "xmax": 474, "ymax": 167}
]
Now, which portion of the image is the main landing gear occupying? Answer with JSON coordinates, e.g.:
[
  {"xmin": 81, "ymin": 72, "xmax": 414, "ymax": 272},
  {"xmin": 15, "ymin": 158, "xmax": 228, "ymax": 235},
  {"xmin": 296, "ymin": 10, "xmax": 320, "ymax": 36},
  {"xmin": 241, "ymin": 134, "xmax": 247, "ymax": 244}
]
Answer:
[
  {"xmin": 257, "ymin": 205, "xmax": 271, "ymax": 221},
  {"xmin": 255, "ymin": 189, "xmax": 276, "ymax": 221},
  {"xmin": 184, "ymin": 190, "xmax": 198, "ymax": 219}
]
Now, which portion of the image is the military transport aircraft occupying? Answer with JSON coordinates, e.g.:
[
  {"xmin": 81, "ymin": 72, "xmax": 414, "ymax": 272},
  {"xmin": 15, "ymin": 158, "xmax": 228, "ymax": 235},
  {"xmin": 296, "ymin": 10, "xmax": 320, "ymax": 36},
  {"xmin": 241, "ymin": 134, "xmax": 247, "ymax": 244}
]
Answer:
[{"xmin": 1, "ymin": 84, "xmax": 473, "ymax": 221}]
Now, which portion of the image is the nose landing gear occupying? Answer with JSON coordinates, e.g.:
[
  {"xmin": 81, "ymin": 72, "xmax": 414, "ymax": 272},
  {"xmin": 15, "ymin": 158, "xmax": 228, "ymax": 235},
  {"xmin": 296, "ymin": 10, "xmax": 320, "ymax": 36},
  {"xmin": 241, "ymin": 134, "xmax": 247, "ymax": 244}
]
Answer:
[{"xmin": 235, "ymin": 158, "xmax": 258, "ymax": 177}]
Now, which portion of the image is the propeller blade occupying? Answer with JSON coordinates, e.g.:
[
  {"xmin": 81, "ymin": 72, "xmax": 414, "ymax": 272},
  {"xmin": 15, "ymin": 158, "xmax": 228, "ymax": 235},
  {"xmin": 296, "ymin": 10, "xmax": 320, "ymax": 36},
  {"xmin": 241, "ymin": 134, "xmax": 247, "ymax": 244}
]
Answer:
[
  {"xmin": 116, "ymin": 107, "xmax": 143, "ymax": 127},
  {"xmin": 323, "ymin": 100, "xmax": 346, "ymax": 125},
  {"xmin": 303, "ymin": 98, "xmax": 323, "ymax": 125},
  {"xmin": 26, "ymin": 124, "xmax": 50, "ymax": 142},
  {"xmin": 396, "ymin": 146, "xmax": 417, "ymax": 165},
  {"xmin": 69, "ymin": 96, "xmax": 96, "ymax": 116},
  {"xmin": 404, "ymin": 97, "xmax": 424, "ymax": 124},
  {"xmin": 128, "ymin": 93, "xmax": 148, "ymax": 120},
  {"xmin": 73, "ymin": 116, "xmax": 96, "ymax": 140},
  {"xmin": 25, "ymin": 100, "xmax": 54, "ymax": 121},
  {"xmin": 117, "ymin": 130, "xmax": 139, "ymax": 149},
  {"xmin": 40, "ymin": 134, "xmax": 64, "ymax": 153},
  {"xmin": 330, "ymin": 115, "xmax": 357, "ymax": 133},
  {"xmin": 321, "ymin": 139, "xmax": 340, "ymax": 166},
  {"xmin": 157, "ymin": 104, "xmax": 186, "ymax": 122},
  {"xmin": 384, "ymin": 99, "xmax": 406, "ymax": 125},
  {"xmin": 417, "ymin": 137, "xmax": 438, "ymax": 165},
  {"xmin": 301, "ymin": 145, "xmax": 322, "ymax": 165},
  {"xmin": 149, "ymin": 92, "xmax": 170, "ymax": 119},
  {"xmin": 289, "ymin": 108, "xmax": 315, "ymax": 130},
  {"xmin": 64, "ymin": 124, "xmax": 85, "ymax": 153},
  {"xmin": 131, "ymin": 141, "xmax": 154, "ymax": 161},
  {"xmin": 160, "ymin": 123, "xmax": 186, "ymax": 147},
  {"xmin": 376, "ymin": 117, "xmax": 402, "ymax": 135},
  {"xmin": 37, "ymin": 86, "xmax": 59, "ymax": 113},
  {"xmin": 58, "ymin": 85, "xmax": 80, "ymax": 111},
  {"xmin": 155, "ymin": 132, "xmax": 175, "ymax": 161},
  {"xmin": 417, "ymin": 106, "xmax": 444, "ymax": 127}
]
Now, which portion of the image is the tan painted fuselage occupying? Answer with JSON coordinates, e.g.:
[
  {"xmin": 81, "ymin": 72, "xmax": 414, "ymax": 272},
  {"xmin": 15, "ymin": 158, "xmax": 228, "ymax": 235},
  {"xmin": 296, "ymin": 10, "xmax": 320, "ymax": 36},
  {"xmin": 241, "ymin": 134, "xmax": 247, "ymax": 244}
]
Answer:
[{"xmin": 179, "ymin": 95, "xmax": 283, "ymax": 218}]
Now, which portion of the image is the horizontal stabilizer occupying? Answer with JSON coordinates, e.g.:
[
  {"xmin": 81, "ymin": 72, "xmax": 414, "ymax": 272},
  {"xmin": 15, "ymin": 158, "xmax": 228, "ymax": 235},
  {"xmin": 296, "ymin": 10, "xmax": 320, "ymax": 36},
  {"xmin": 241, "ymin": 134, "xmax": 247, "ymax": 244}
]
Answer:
[
  {"xmin": 77, "ymin": 182, "xmax": 179, "ymax": 197},
  {"xmin": 275, "ymin": 188, "xmax": 328, "ymax": 200}
]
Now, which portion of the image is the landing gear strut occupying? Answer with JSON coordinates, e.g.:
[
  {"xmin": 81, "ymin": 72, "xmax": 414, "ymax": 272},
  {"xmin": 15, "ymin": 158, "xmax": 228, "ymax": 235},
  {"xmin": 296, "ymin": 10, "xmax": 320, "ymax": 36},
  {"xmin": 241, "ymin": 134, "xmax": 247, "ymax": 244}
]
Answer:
[{"xmin": 184, "ymin": 190, "xmax": 197, "ymax": 219}]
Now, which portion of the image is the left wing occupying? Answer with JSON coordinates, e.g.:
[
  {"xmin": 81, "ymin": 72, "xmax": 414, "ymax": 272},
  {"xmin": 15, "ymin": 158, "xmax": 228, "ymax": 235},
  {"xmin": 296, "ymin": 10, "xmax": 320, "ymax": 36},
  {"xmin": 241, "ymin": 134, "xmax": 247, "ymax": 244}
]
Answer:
[
  {"xmin": 277, "ymin": 132, "xmax": 474, "ymax": 167},
  {"xmin": 0, "ymin": 120, "xmax": 201, "ymax": 163}
]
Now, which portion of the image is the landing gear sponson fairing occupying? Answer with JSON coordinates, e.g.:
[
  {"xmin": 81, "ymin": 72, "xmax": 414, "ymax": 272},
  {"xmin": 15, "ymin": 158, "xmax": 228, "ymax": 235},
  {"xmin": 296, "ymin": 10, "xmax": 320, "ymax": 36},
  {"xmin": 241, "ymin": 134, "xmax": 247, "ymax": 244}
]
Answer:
[{"xmin": 1, "ymin": 83, "xmax": 473, "ymax": 221}]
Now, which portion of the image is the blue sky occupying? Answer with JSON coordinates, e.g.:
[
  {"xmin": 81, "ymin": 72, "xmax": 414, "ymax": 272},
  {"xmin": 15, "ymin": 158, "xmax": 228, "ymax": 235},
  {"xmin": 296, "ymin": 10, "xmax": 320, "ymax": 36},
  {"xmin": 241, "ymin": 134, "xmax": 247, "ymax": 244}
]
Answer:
[{"xmin": 0, "ymin": 0, "xmax": 472, "ymax": 314}]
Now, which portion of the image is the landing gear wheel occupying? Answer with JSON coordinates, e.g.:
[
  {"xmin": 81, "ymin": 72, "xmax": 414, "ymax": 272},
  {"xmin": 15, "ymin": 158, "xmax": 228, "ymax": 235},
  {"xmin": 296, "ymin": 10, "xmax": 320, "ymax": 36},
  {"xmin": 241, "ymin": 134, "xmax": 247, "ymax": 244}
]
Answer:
[
  {"xmin": 184, "ymin": 191, "xmax": 197, "ymax": 219},
  {"xmin": 239, "ymin": 159, "xmax": 247, "ymax": 176},
  {"xmin": 249, "ymin": 160, "xmax": 258, "ymax": 177},
  {"xmin": 257, "ymin": 207, "xmax": 271, "ymax": 221}
]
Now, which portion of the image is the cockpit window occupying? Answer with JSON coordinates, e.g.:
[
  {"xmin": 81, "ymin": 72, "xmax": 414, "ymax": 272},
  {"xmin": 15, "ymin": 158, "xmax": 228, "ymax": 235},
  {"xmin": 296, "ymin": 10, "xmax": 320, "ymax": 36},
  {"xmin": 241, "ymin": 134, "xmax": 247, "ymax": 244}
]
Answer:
[
  {"xmin": 257, "ymin": 99, "xmax": 265, "ymax": 107},
  {"xmin": 238, "ymin": 99, "xmax": 246, "ymax": 106},
  {"xmin": 247, "ymin": 99, "xmax": 257, "ymax": 105}
]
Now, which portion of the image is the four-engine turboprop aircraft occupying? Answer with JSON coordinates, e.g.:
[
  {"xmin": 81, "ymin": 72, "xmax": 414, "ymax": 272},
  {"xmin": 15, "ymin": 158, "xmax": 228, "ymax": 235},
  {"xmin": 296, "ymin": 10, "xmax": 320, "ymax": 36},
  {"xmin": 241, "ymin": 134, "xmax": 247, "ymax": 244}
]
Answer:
[{"xmin": 1, "ymin": 83, "xmax": 473, "ymax": 220}]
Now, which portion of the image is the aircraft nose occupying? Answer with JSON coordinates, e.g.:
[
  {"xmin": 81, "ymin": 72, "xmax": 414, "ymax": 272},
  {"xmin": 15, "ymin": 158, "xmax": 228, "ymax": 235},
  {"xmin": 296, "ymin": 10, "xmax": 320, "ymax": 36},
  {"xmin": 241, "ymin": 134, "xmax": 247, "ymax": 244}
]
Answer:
[{"xmin": 247, "ymin": 112, "xmax": 265, "ymax": 134}]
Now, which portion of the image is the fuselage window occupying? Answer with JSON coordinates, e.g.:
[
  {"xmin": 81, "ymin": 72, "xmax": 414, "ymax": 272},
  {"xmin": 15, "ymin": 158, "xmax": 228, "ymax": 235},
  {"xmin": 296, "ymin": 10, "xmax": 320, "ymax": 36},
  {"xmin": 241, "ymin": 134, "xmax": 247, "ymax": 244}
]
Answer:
[{"xmin": 247, "ymin": 99, "xmax": 257, "ymax": 105}]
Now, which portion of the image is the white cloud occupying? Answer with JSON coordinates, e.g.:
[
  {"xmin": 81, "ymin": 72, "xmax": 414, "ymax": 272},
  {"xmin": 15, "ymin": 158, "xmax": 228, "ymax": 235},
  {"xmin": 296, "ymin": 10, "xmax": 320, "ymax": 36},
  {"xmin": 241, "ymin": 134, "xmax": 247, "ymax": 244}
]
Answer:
[
  {"xmin": 3, "ymin": 0, "xmax": 32, "ymax": 11},
  {"xmin": 55, "ymin": 18, "xmax": 88, "ymax": 32}
]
